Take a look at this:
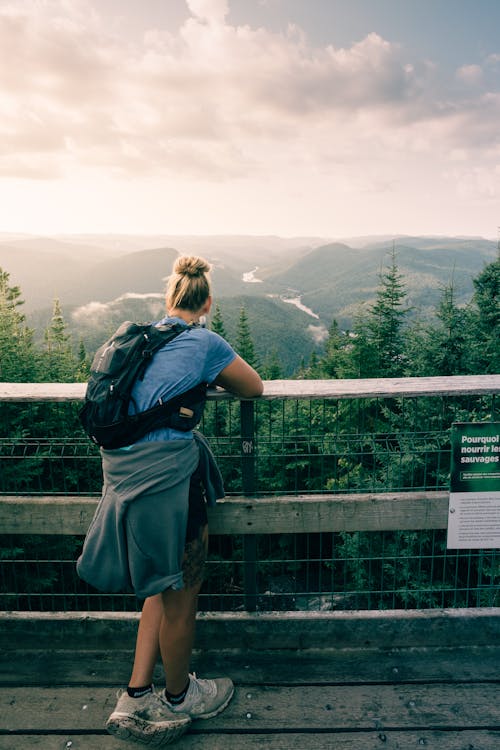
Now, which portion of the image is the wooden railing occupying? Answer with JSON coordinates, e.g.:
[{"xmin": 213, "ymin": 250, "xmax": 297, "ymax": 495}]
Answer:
[
  {"xmin": 1, "ymin": 374, "xmax": 499, "ymax": 402},
  {"xmin": 1, "ymin": 374, "xmax": 498, "ymax": 538},
  {"xmin": 2, "ymin": 375, "xmax": 499, "ymax": 537}
]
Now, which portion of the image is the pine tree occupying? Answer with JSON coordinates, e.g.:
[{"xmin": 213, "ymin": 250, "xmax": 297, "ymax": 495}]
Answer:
[
  {"xmin": 42, "ymin": 299, "xmax": 79, "ymax": 382},
  {"xmin": 294, "ymin": 350, "xmax": 321, "ymax": 379},
  {"xmin": 319, "ymin": 319, "xmax": 354, "ymax": 378},
  {"xmin": 262, "ymin": 350, "xmax": 283, "ymax": 379},
  {"xmin": 235, "ymin": 305, "xmax": 259, "ymax": 369},
  {"xmin": 470, "ymin": 257, "xmax": 500, "ymax": 373},
  {"xmin": 308, "ymin": 351, "xmax": 320, "ymax": 377},
  {"xmin": 404, "ymin": 317, "xmax": 431, "ymax": 376},
  {"xmin": 360, "ymin": 245, "xmax": 409, "ymax": 377},
  {"xmin": 422, "ymin": 282, "xmax": 470, "ymax": 375},
  {"xmin": 0, "ymin": 267, "xmax": 37, "ymax": 381},
  {"xmin": 350, "ymin": 311, "xmax": 378, "ymax": 378},
  {"xmin": 76, "ymin": 339, "xmax": 90, "ymax": 381},
  {"xmin": 210, "ymin": 302, "xmax": 228, "ymax": 340}
]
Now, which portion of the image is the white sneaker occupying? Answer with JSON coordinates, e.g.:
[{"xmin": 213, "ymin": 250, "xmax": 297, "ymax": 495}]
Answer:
[
  {"xmin": 166, "ymin": 673, "xmax": 234, "ymax": 720},
  {"xmin": 106, "ymin": 689, "xmax": 191, "ymax": 746}
]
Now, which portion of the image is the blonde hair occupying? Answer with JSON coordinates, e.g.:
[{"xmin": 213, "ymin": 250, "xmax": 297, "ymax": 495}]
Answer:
[{"xmin": 166, "ymin": 255, "xmax": 212, "ymax": 312}]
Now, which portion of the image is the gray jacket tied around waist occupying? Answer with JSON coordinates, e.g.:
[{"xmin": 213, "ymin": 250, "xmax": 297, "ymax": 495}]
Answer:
[{"xmin": 76, "ymin": 432, "xmax": 224, "ymax": 599}]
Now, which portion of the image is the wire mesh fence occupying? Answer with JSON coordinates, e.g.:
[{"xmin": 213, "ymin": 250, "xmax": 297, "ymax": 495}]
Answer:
[
  {"xmin": 0, "ymin": 390, "xmax": 498, "ymax": 612},
  {"xmin": 2, "ymin": 393, "xmax": 495, "ymax": 496},
  {"xmin": 1, "ymin": 530, "xmax": 498, "ymax": 612}
]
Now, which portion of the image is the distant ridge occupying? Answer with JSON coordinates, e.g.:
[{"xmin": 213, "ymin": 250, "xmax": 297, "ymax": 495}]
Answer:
[{"xmin": 0, "ymin": 232, "xmax": 495, "ymax": 347}]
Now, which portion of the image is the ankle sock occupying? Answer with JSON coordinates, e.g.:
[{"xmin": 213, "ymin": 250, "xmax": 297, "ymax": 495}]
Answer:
[
  {"xmin": 165, "ymin": 680, "xmax": 190, "ymax": 705},
  {"xmin": 127, "ymin": 684, "xmax": 153, "ymax": 699}
]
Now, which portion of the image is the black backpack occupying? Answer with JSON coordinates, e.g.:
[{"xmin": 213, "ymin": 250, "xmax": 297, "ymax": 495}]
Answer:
[{"xmin": 79, "ymin": 320, "xmax": 207, "ymax": 449}]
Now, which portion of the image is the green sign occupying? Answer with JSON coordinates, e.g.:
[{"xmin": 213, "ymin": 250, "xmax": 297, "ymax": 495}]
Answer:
[
  {"xmin": 447, "ymin": 422, "xmax": 500, "ymax": 549},
  {"xmin": 450, "ymin": 421, "xmax": 500, "ymax": 493}
]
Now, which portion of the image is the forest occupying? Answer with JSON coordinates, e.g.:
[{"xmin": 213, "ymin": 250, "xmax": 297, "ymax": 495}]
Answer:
[
  {"xmin": 0, "ymin": 250, "xmax": 499, "ymax": 612},
  {"xmin": 1, "ymin": 246, "xmax": 498, "ymax": 384}
]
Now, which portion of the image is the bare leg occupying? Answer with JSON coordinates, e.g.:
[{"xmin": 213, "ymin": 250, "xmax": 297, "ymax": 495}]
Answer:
[
  {"xmin": 160, "ymin": 581, "xmax": 201, "ymax": 694},
  {"xmin": 128, "ymin": 525, "xmax": 208, "ymax": 692},
  {"xmin": 129, "ymin": 594, "xmax": 163, "ymax": 688}
]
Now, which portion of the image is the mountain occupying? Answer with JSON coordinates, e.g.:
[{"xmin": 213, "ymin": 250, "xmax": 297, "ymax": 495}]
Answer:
[
  {"xmin": 0, "ymin": 235, "xmax": 314, "ymax": 311},
  {"xmin": 0, "ymin": 235, "xmax": 130, "ymax": 311},
  {"xmin": 0, "ymin": 242, "xmax": 88, "ymax": 311},
  {"xmin": 3, "ymin": 232, "xmax": 496, "ymax": 373},
  {"xmin": 0, "ymin": 235, "xmax": 113, "ymax": 260},
  {"xmin": 72, "ymin": 246, "xmax": 257, "ymax": 302},
  {"xmin": 63, "ymin": 291, "xmax": 321, "ymax": 376},
  {"xmin": 135, "ymin": 235, "xmax": 325, "ymax": 275},
  {"xmin": 263, "ymin": 238, "xmax": 498, "ymax": 326},
  {"xmin": 70, "ymin": 247, "xmax": 180, "ymax": 304},
  {"xmin": 211, "ymin": 295, "xmax": 322, "ymax": 375}
]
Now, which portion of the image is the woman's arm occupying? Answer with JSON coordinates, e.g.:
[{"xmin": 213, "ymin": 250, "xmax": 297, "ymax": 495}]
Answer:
[{"xmin": 213, "ymin": 355, "xmax": 263, "ymax": 398}]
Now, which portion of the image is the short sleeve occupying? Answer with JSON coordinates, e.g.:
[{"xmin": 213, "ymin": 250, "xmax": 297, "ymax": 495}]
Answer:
[{"xmin": 201, "ymin": 330, "xmax": 237, "ymax": 384}]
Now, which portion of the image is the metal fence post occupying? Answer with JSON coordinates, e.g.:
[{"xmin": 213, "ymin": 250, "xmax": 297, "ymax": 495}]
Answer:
[{"xmin": 240, "ymin": 399, "xmax": 258, "ymax": 611}]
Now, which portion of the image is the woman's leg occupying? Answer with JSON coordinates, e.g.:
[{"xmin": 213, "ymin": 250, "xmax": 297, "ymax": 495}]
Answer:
[
  {"xmin": 159, "ymin": 579, "xmax": 202, "ymax": 694},
  {"xmin": 128, "ymin": 594, "xmax": 163, "ymax": 688},
  {"xmin": 128, "ymin": 524, "xmax": 208, "ymax": 692},
  {"xmin": 161, "ymin": 524, "xmax": 208, "ymax": 694}
]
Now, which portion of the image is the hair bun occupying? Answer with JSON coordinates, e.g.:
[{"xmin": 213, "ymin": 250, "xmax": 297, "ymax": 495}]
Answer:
[
  {"xmin": 174, "ymin": 256, "xmax": 211, "ymax": 278},
  {"xmin": 166, "ymin": 254, "xmax": 212, "ymax": 311}
]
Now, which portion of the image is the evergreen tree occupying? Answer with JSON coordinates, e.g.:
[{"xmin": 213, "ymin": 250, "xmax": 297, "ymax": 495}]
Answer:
[
  {"xmin": 470, "ymin": 257, "xmax": 500, "ymax": 373},
  {"xmin": 41, "ymin": 299, "xmax": 80, "ymax": 382},
  {"xmin": 404, "ymin": 317, "xmax": 431, "ymax": 376},
  {"xmin": 262, "ymin": 350, "xmax": 283, "ymax": 380},
  {"xmin": 355, "ymin": 246, "xmax": 409, "ymax": 377},
  {"xmin": 203, "ymin": 304, "xmax": 230, "ymax": 438},
  {"xmin": 421, "ymin": 282, "xmax": 471, "ymax": 375},
  {"xmin": 350, "ymin": 311, "xmax": 378, "ymax": 378},
  {"xmin": 294, "ymin": 356, "xmax": 307, "ymax": 379},
  {"xmin": 318, "ymin": 319, "xmax": 354, "ymax": 379},
  {"xmin": 235, "ymin": 305, "xmax": 259, "ymax": 369},
  {"xmin": 297, "ymin": 350, "xmax": 316, "ymax": 379},
  {"xmin": 210, "ymin": 302, "xmax": 228, "ymax": 340},
  {"xmin": 76, "ymin": 339, "xmax": 90, "ymax": 381},
  {"xmin": 0, "ymin": 267, "xmax": 37, "ymax": 381}
]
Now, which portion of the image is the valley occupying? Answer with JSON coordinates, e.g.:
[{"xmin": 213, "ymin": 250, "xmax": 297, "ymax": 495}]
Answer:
[{"xmin": 0, "ymin": 232, "xmax": 497, "ymax": 375}]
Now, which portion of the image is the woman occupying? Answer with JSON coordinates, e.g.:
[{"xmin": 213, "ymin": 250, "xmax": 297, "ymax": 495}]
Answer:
[{"xmin": 78, "ymin": 256, "xmax": 263, "ymax": 745}]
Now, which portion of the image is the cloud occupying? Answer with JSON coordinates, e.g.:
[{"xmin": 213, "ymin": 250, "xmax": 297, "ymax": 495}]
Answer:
[
  {"xmin": 0, "ymin": 0, "xmax": 499, "ymax": 188},
  {"xmin": 186, "ymin": 0, "xmax": 229, "ymax": 24},
  {"xmin": 456, "ymin": 64, "xmax": 483, "ymax": 85},
  {"xmin": 72, "ymin": 292, "xmax": 165, "ymax": 323},
  {"xmin": 72, "ymin": 300, "xmax": 111, "ymax": 322},
  {"xmin": 307, "ymin": 324, "xmax": 328, "ymax": 344}
]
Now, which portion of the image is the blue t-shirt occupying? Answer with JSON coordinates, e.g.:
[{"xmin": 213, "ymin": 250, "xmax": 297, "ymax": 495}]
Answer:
[{"xmin": 129, "ymin": 316, "xmax": 236, "ymax": 443}]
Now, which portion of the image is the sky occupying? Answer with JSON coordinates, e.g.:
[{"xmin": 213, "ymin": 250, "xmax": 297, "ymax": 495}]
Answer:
[{"xmin": 1, "ymin": 0, "xmax": 500, "ymax": 239}]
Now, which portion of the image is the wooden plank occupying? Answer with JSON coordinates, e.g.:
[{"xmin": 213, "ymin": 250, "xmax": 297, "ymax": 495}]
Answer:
[
  {"xmin": 2, "ymin": 684, "xmax": 500, "ymax": 732},
  {"xmin": 0, "ymin": 382, "xmax": 87, "ymax": 402},
  {"xmin": 2, "ymin": 609, "xmax": 499, "ymax": 651},
  {"xmin": 0, "ymin": 492, "xmax": 450, "ymax": 535},
  {"xmin": 1, "ymin": 374, "xmax": 499, "ymax": 402},
  {"xmin": 263, "ymin": 375, "xmax": 500, "ymax": 400},
  {"xmin": 140, "ymin": 733, "xmax": 500, "ymax": 750},
  {"xmin": 208, "ymin": 493, "xmax": 450, "ymax": 534},
  {"xmin": 2, "ymin": 646, "xmax": 499, "ymax": 687},
  {"xmin": 0, "ymin": 496, "xmax": 99, "ymax": 536},
  {"xmin": 1, "ymin": 731, "xmax": 500, "ymax": 750}
]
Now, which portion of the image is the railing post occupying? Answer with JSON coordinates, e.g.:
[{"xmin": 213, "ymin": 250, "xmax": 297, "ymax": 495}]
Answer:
[{"xmin": 240, "ymin": 399, "xmax": 258, "ymax": 611}]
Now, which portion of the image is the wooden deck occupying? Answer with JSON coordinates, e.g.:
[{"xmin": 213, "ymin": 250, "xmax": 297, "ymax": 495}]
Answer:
[
  {"xmin": 2, "ymin": 377, "xmax": 499, "ymax": 747},
  {"xmin": 1, "ymin": 640, "xmax": 499, "ymax": 748}
]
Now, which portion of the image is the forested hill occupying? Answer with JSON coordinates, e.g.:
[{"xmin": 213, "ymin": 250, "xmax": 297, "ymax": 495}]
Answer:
[
  {"xmin": 0, "ymin": 234, "xmax": 496, "ymax": 317},
  {"xmin": 261, "ymin": 238, "xmax": 498, "ymax": 326},
  {"xmin": 0, "ymin": 233, "xmax": 497, "ymax": 376}
]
